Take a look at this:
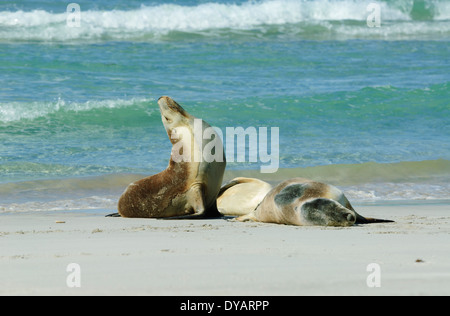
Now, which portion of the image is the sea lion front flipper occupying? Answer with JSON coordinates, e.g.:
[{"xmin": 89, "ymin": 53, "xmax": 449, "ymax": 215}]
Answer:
[{"xmin": 162, "ymin": 185, "xmax": 222, "ymax": 219}]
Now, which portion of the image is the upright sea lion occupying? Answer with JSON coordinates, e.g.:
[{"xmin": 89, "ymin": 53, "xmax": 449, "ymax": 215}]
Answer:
[
  {"xmin": 217, "ymin": 177, "xmax": 272, "ymax": 216},
  {"xmin": 116, "ymin": 96, "xmax": 226, "ymax": 218},
  {"xmin": 237, "ymin": 178, "xmax": 394, "ymax": 226}
]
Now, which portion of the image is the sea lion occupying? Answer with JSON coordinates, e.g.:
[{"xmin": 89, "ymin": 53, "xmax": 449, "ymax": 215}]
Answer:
[
  {"xmin": 217, "ymin": 177, "xmax": 272, "ymax": 216},
  {"xmin": 116, "ymin": 96, "xmax": 226, "ymax": 218},
  {"xmin": 237, "ymin": 178, "xmax": 394, "ymax": 226}
]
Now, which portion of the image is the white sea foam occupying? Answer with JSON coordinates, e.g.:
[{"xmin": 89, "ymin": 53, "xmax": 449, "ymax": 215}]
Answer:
[
  {"xmin": 0, "ymin": 98, "xmax": 151, "ymax": 123},
  {"xmin": 0, "ymin": 0, "xmax": 448, "ymax": 42},
  {"xmin": 343, "ymin": 182, "xmax": 450, "ymax": 202},
  {"xmin": 435, "ymin": 2, "xmax": 450, "ymax": 20},
  {"xmin": 0, "ymin": 196, "xmax": 118, "ymax": 213}
]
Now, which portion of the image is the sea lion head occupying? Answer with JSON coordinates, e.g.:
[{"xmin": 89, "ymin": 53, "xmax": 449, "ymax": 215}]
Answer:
[
  {"xmin": 157, "ymin": 96, "xmax": 192, "ymax": 143},
  {"xmin": 300, "ymin": 198, "xmax": 357, "ymax": 227},
  {"xmin": 158, "ymin": 96, "xmax": 190, "ymax": 129}
]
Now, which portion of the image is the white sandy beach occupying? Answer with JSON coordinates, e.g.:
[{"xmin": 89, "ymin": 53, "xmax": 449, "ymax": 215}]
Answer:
[{"xmin": 1, "ymin": 202, "xmax": 449, "ymax": 296}]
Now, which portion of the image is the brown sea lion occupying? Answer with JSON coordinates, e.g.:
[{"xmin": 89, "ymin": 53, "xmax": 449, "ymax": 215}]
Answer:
[{"xmin": 115, "ymin": 96, "xmax": 226, "ymax": 218}]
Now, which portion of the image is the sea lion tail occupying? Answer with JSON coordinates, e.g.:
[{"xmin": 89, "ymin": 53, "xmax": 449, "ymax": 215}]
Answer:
[{"xmin": 356, "ymin": 214, "xmax": 394, "ymax": 224}]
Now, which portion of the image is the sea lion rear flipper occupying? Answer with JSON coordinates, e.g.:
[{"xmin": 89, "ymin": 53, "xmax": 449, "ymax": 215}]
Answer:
[
  {"xmin": 105, "ymin": 212, "xmax": 121, "ymax": 217},
  {"xmin": 235, "ymin": 212, "xmax": 258, "ymax": 222}
]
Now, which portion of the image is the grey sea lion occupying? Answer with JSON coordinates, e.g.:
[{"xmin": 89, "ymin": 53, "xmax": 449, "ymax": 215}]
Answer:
[
  {"xmin": 237, "ymin": 177, "xmax": 394, "ymax": 226},
  {"xmin": 217, "ymin": 177, "xmax": 272, "ymax": 216},
  {"xmin": 115, "ymin": 96, "xmax": 226, "ymax": 218}
]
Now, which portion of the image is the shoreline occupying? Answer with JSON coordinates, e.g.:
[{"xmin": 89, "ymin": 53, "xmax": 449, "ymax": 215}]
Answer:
[{"xmin": 1, "ymin": 203, "xmax": 449, "ymax": 296}]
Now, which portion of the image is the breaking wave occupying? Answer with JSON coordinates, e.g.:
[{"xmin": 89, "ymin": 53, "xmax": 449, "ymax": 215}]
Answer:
[{"xmin": 0, "ymin": 0, "xmax": 449, "ymax": 42}]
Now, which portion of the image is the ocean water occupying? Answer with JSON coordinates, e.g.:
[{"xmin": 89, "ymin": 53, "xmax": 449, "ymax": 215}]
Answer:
[{"xmin": 0, "ymin": 0, "xmax": 449, "ymax": 213}]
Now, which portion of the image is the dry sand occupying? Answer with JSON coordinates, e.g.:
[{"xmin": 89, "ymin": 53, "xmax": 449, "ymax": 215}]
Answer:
[{"xmin": 1, "ymin": 203, "xmax": 449, "ymax": 296}]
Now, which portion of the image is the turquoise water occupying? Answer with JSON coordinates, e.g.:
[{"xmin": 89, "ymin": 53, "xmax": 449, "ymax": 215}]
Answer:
[{"xmin": 0, "ymin": 0, "xmax": 449, "ymax": 211}]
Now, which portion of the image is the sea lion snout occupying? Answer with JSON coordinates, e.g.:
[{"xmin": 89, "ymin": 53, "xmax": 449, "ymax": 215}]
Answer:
[
  {"xmin": 158, "ymin": 96, "xmax": 174, "ymax": 111},
  {"xmin": 346, "ymin": 213, "xmax": 356, "ymax": 223},
  {"xmin": 299, "ymin": 198, "xmax": 357, "ymax": 226},
  {"xmin": 158, "ymin": 96, "xmax": 188, "ymax": 119}
]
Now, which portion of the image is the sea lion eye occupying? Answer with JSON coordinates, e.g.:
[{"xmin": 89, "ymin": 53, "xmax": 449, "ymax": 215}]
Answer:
[{"xmin": 164, "ymin": 116, "xmax": 172, "ymax": 123}]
